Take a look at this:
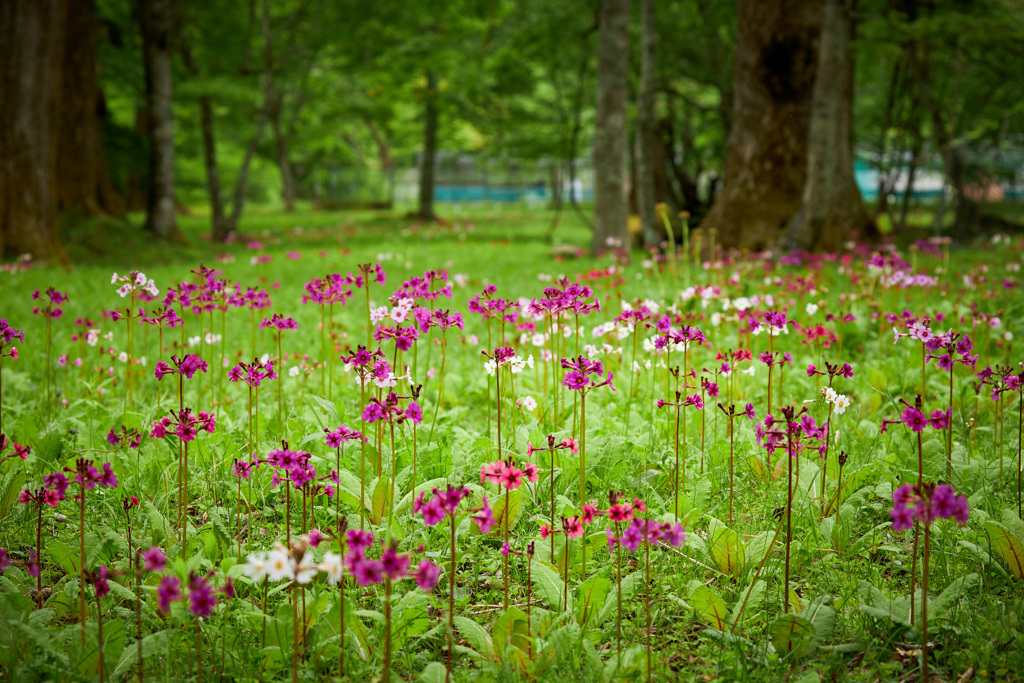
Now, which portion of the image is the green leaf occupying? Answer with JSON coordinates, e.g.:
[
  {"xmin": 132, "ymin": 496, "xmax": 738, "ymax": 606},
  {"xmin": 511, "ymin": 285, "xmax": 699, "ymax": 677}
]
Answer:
[
  {"xmin": 453, "ymin": 616, "xmax": 495, "ymax": 660},
  {"xmin": 986, "ymin": 521, "xmax": 1024, "ymax": 579},
  {"xmin": 574, "ymin": 575, "xmax": 610, "ymax": 626},
  {"xmin": 929, "ymin": 573, "xmax": 980, "ymax": 619},
  {"xmin": 306, "ymin": 394, "xmax": 339, "ymax": 423},
  {"xmin": 770, "ymin": 614, "xmax": 816, "ymax": 657},
  {"xmin": 690, "ymin": 586, "xmax": 728, "ymax": 630},
  {"xmin": 529, "ymin": 558, "xmax": 571, "ymax": 611},
  {"xmin": 489, "ymin": 490, "xmax": 524, "ymax": 533},
  {"xmin": 417, "ymin": 662, "xmax": 449, "ymax": 683},
  {"xmin": 856, "ymin": 580, "xmax": 909, "ymax": 624},
  {"xmin": 708, "ymin": 527, "xmax": 744, "ymax": 577},
  {"xmin": 371, "ymin": 477, "xmax": 393, "ymax": 523},
  {"xmin": 729, "ymin": 580, "xmax": 765, "ymax": 628},
  {"xmin": 804, "ymin": 595, "xmax": 837, "ymax": 641},
  {"xmin": 596, "ymin": 570, "xmax": 643, "ymax": 626},
  {"xmin": 111, "ymin": 629, "xmax": 172, "ymax": 679}
]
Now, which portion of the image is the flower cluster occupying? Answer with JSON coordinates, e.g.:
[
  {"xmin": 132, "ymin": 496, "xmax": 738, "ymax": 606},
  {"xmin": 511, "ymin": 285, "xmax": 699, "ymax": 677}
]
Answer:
[
  {"xmin": 607, "ymin": 518, "xmax": 687, "ymax": 552},
  {"xmin": 413, "ymin": 484, "xmax": 470, "ymax": 526},
  {"xmin": 111, "ymin": 271, "xmax": 159, "ymax": 298},
  {"xmin": 65, "ymin": 458, "xmax": 119, "ymax": 490},
  {"xmin": 227, "ymin": 358, "xmax": 277, "ymax": 387},
  {"xmin": 561, "ymin": 355, "xmax": 615, "ymax": 392},
  {"xmin": 154, "ymin": 353, "xmax": 209, "ymax": 380},
  {"xmin": 0, "ymin": 319, "xmax": 24, "ymax": 358},
  {"xmin": 31, "ymin": 287, "xmax": 68, "ymax": 318},
  {"xmin": 150, "ymin": 408, "xmax": 217, "ymax": 441},
  {"xmin": 890, "ymin": 481, "xmax": 969, "ymax": 530}
]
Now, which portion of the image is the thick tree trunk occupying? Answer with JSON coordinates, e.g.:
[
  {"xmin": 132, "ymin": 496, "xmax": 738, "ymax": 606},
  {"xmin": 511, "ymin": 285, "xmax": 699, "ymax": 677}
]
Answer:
[
  {"xmin": 0, "ymin": 0, "xmax": 69, "ymax": 262},
  {"xmin": 699, "ymin": 0, "xmax": 820, "ymax": 251},
  {"xmin": 592, "ymin": 0, "xmax": 631, "ymax": 253},
  {"xmin": 139, "ymin": 0, "xmax": 178, "ymax": 239},
  {"xmin": 636, "ymin": 0, "xmax": 659, "ymax": 250},
  {"xmin": 58, "ymin": 0, "xmax": 124, "ymax": 219},
  {"xmin": 417, "ymin": 70, "xmax": 439, "ymax": 221},
  {"xmin": 784, "ymin": 0, "xmax": 873, "ymax": 251}
]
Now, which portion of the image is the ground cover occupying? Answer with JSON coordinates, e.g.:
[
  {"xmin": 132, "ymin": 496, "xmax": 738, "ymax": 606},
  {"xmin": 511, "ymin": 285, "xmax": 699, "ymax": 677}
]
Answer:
[{"xmin": 1, "ymin": 208, "xmax": 1023, "ymax": 682}]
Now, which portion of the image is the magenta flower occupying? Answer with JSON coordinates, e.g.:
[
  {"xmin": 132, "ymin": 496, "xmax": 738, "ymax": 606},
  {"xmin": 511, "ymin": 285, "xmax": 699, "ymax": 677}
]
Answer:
[
  {"xmin": 188, "ymin": 574, "xmax": 217, "ymax": 617},
  {"xmin": 142, "ymin": 547, "xmax": 166, "ymax": 572},
  {"xmin": 157, "ymin": 575, "xmax": 182, "ymax": 614},
  {"xmin": 413, "ymin": 560, "xmax": 441, "ymax": 591},
  {"xmin": 900, "ymin": 407, "xmax": 928, "ymax": 433},
  {"xmin": 351, "ymin": 559, "xmax": 384, "ymax": 587}
]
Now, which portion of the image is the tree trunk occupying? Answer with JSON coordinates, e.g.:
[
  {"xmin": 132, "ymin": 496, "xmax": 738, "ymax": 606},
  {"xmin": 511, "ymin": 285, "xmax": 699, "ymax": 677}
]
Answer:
[
  {"xmin": 699, "ymin": 0, "xmax": 820, "ymax": 251},
  {"xmin": 179, "ymin": 39, "xmax": 227, "ymax": 241},
  {"xmin": 592, "ymin": 0, "xmax": 631, "ymax": 253},
  {"xmin": 58, "ymin": 0, "xmax": 124, "ymax": 219},
  {"xmin": 270, "ymin": 95, "xmax": 296, "ymax": 212},
  {"xmin": 874, "ymin": 62, "xmax": 902, "ymax": 216},
  {"xmin": 417, "ymin": 70, "xmax": 439, "ymax": 221},
  {"xmin": 0, "ymin": 0, "xmax": 69, "ymax": 262},
  {"xmin": 138, "ymin": 0, "xmax": 179, "ymax": 239},
  {"xmin": 636, "ymin": 0, "xmax": 659, "ymax": 250},
  {"xmin": 784, "ymin": 0, "xmax": 873, "ymax": 251}
]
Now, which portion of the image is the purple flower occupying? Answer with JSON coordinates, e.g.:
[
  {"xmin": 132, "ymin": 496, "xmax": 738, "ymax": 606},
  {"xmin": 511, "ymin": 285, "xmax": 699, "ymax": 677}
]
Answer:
[
  {"xmin": 158, "ymin": 575, "xmax": 182, "ymax": 614},
  {"xmin": 351, "ymin": 559, "xmax": 384, "ymax": 586},
  {"xmin": 744, "ymin": 403, "xmax": 756, "ymax": 420},
  {"xmin": 188, "ymin": 575, "xmax": 217, "ymax": 617},
  {"xmin": 890, "ymin": 504, "xmax": 915, "ymax": 532},
  {"xmin": 142, "ymin": 547, "xmax": 167, "ymax": 572},
  {"xmin": 900, "ymin": 407, "xmax": 927, "ymax": 433},
  {"xmin": 413, "ymin": 560, "xmax": 440, "ymax": 591},
  {"xmin": 99, "ymin": 463, "xmax": 118, "ymax": 488}
]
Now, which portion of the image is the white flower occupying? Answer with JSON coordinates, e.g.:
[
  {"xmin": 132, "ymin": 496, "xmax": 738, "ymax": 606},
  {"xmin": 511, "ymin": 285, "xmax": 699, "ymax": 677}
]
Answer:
[
  {"xmin": 260, "ymin": 353, "xmax": 270, "ymax": 364},
  {"xmin": 370, "ymin": 306, "xmax": 389, "ymax": 324},
  {"xmin": 118, "ymin": 352, "xmax": 128, "ymax": 363},
  {"xmin": 110, "ymin": 272, "xmax": 120, "ymax": 284},
  {"xmin": 520, "ymin": 396, "xmax": 538, "ymax": 412},
  {"xmin": 289, "ymin": 366, "xmax": 300, "ymax": 377},
  {"xmin": 320, "ymin": 552, "xmax": 344, "ymax": 585},
  {"xmin": 805, "ymin": 303, "xmax": 819, "ymax": 315},
  {"xmin": 292, "ymin": 555, "xmax": 318, "ymax": 584},
  {"xmin": 188, "ymin": 336, "xmax": 201, "ymax": 348},
  {"xmin": 531, "ymin": 333, "xmax": 546, "ymax": 347},
  {"xmin": 484, "ymin": 359, "xmax": 497, "ymax": 376},
  {"xmin": 86, "ymin": 329, "xmax": 100, "ymax": 346},
  {"xmin": 266, "ymin": 549, "xmax": 291, "ymax": 582},
  {"xmin": 742, "ymin": 366, "xmax": 756, "ymax": 376},
  {"xmin": 822, "ymin": 386, "xmax": 838, "ymax": 403},
  {"xmin": 244, "ymin": 552, "xmax": 270, "ymax": 582},
  {"xmin": 134, "ymin": 272, "xmax": 148, "ymax": 287},
  {"xmin": 116, "ymin": 283, "xmax": 131, "ymax": 298},
  {"xmin": 833, "ymin": 395, "xmax": 850, "ymax": 415}
]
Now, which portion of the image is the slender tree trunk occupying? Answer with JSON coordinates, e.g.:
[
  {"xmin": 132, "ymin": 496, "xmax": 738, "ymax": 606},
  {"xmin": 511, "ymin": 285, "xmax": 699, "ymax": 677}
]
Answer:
[
  {"xmin": 58, "ymin": 0, "xmax": 124, "ymax": 219},
  {"xmin": 592, "ymin": 0, "xmax": 631, "ymax": 254},
  {"xmin": 180, "ymin": 40, "xmax": 227, "ymax": 241},
  {"xmin": 0, "ymin": 0, "xmax": 69, "ymax": 262},
  {"xmin": 784, "ymin": 0, "xmax": 873, "ymax": 251},
  {"xmin": 139, "ymin": 0, "xmax": 179, "ymax": 239},
  {"xmin": 874, "ymin": 62, "xmax": 902, "ymax": 216},
  {"xmin": 270, "ymin": 98, "xmax": 296, "ymax": 212},
  {"xmin": 899, "ymin": 120, "xmax": 921, "ymax": 226},
  {"xmin": 417, "ymin": 70, "xmax": 439, "ymax": 221},
  {"xmin": 636, "ymin": 0, "xmax": 659, "ymax": 250},
  {"xmin": 699, "ymin": 0, "xmax": 820, "ymax": 251}
]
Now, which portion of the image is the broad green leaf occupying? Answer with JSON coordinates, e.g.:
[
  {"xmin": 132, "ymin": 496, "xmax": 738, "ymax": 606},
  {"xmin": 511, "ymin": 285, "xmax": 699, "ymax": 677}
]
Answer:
[
  {"xmin": 490, "ymin": 490, "xmax": 524, "ymax": 533},
  {"xmin": 111, "ymin": 629, "xmax": 172, "ymax": 678},
  {"xmin": 708, "ymin": 527, "xmax": 744, "ymax": 577},
  {"xmin": 690, "ymin": 586, "xmax": 728, "ymax": 630},
  {"xmin": 804, "ymin": 595, "xmax": 837, "ymax": 641},
  {"xmin": 418, "ymin": 662, "xmax": 449, "ymax": 683},
  {"xmin": 453, "ymin": 616, "xmax": 495, "ymax": 660},
  {"xmin": 574, "ymin": 576, "xmax": 610, "ymax": 626},
  {"xmin": 596, "ymin": 570, "xmax": 644, "ymax": 626},
  {"xmin": 986, "ymin": 521, "xmax": 1024, "ymax": 579},
  {"xmin": 729, "ymin": 580, "xmax": 765, "ymax": 628},
  {"xmin": 371, "ymin": 477, "xmax": 393, "ymax": 523},
  {"xmin": 529, "ymin": 558, "xmax": 571, "ymax": 612},
  {"xmin": 770, "ymin": 614, "xmax": 816, "ymax": 656},
  {"xmin": 929, "ymin": 572, "xmax": 980, "ymax": 619},
  {"xmin": 856, "ymin": 580, "xmax": 910, "ymax": 624}
]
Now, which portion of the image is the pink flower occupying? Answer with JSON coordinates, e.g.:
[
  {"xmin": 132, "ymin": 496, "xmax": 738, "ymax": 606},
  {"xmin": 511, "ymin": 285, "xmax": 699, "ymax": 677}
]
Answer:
[
  {"xmin": 414, "ymin": 560, "xmax": 440, "ymax": 591},
  {"xmin": 158, "ymin": 575, "xmax": 182, "ymax": 614},
  {"xmin": 142, "ymin": 547, "xmax": 167, "ymax": 572}
]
